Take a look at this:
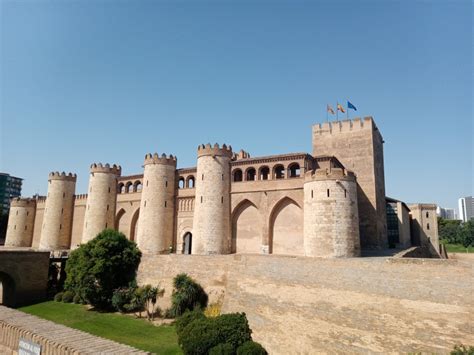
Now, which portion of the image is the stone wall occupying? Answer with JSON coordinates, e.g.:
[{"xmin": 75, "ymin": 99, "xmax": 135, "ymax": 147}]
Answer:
[
  {"xmin": 138, "ymin": 254, "xmax": 473, "ymax": 354},
  {"xmin": 0, "ymin": 250, "xmax": 50, "ymax": 307},
  {"xmin": 0, "ymin": 306, "xmax": 147, "ymax": 354}
]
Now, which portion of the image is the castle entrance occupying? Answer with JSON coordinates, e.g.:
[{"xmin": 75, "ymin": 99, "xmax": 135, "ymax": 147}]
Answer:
[
  {"xmin": 0, "ymin": 272, "xmax": 15, "ymax": 306},
  {"xmin": 183, "ymin": 232, "xmax": 192, "ymax": 254}
]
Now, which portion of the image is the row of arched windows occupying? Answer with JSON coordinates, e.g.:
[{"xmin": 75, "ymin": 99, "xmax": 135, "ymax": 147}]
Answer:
[
  {"xmin": 232, "ymin": 163, "xmax": 301, "ymax": 182},
  {"xmin": 118, "ymin": 180, "xmax": 142, "ymax": 194},
  {"xmin": 178, "ymin": 176, "xmax": 195, "ymax": 189}
]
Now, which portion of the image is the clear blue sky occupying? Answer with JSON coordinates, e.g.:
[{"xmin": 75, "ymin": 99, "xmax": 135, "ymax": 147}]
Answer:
[{"xmin": 1, "ymin": 0, "xmax": 472, "ymax": 211}]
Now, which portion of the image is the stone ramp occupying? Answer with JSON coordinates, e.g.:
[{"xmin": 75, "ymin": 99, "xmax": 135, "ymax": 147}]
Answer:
[{"xmin": 0, "ymin": 305, "xmax": 149, "ymax": 354}]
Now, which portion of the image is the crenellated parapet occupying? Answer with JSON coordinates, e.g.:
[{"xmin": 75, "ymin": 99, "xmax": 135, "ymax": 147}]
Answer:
[
  {"xmin": 48, "ymin": 172, "xmax": 77, "ymax": 182},
  {"xmin": 144, "ymin": 153, "xmax": 177, "ymax": 166},
  {"xmin": 305, "ymin": 167, "xmax": 356, "ymax": 182},
  {"xmin": 10, "ymin": 197, "xmax": 37, "ymax": 208},
  {"xmin": 197, "ymin": 143, "xmax": 233, "ymax": 158},
  {"xmin": 312, "ymin": 117, "xmax": 376, "ymax": 135},
  {"xmin": 74, "ymin": 194, "xmax": 88, "ymax": 200},
  {"xmin": 90, "ymin": 163, "xmax": 121, "ymax": 175}
]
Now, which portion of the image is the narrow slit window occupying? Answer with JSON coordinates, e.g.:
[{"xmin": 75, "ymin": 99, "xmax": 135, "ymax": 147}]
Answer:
[
  {"xmin": 344, "ymin": 190, "xmax": 347, "ymax": 198},
  {"xmin": 327, "ymin": 189, "xmax": 330, "ymax": 197},
  {"xmin": 108, "ymin": 187, "xmax": 111, "ymax": 193},
  {"xmin": 107, "ymin": 205, "xmax": 109, "ymax": 211},
  {"xmin": 165, "ymin": 201, "xmax": 167, "ymax": 207},
  {"xmin": 144, "ymin": 201, "xmax": 147, "ymax": 207},
  {"xmin": 427, "ymin": 223, "xmax": 430, "ymax": 230},
  {"xmin": 166, "ymin": 181, "xmax": 168, "ymax": 187},
  {"xmin": 221, "ymin": 196, "xmax": 224, "ymax": 203},
  {"xmin": 201, "ymin": 196, "xmax": 203, "ymax": 203}
]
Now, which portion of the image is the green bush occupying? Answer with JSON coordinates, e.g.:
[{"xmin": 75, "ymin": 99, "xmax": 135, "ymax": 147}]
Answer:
[
  {"xmin": 62, "ymin": 290, "xmax": 75, "ymax": 303},
  {"xmin": 177, "ymin": 312, "xmax": 253, "ymax": 355},
  {"xmin": 209, "ymin": 343, "xmax": 234, "ymax": 355},
  {"xmin": 451, "ymin": 344, "xmax": 474, "ymax": 355},
  {"xmin": 112, "ymin": 287, "xmax": 136, "ymax": 312},
  {"xmin": 237, "ymin": 341, "xmax": 268, "ymax": 355},
  {"xmin": 54, "ymin": 292, "xmax": 64, "ymax": 302},
  {"xmin": 64, "ymin": 229, "xmax": 142, "ymax": 310},
  {"xmin": 170, "ymin": 273, "xmax": 208, "ymax": 317},
  {"xmin": 176, "ymin": 310, "xmax": 206, "ymax": 338},
  {"xmin": 214, "ymin": 313, "xmax": 252, "ymax": 349},
  {"xmin": 178, "ymin": 317, "xmax": 220, "ymax": 355},
  {"xmin": 72, "ymin": 294, "xmax": 82, "ymax": 304}
]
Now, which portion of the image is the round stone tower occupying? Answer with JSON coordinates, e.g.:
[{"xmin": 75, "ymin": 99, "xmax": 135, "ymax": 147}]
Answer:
[
  {"xmin": 136, "ymin": 153, "xmax": 177, "ymax": 254},
  {"xmin": 5, "ymin": 198, "xmax": 37, "ymax": 247},
  {"xmin": 303, "ymin": 167, "xmax": 360, "ymax": 257},
  {"xmin": 82, "ymin": 163, "xmax": 121, "ymax": 243},
  {"xmin": 39, "ymin": 172, "xmax": 77, "ymax": 250},
  {"xmin": 192, "ymin": 143, "xmax": 232, "ymax": 255}
]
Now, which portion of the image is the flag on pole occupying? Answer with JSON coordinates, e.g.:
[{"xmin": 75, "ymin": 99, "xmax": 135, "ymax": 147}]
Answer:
[
  {"xmin": 337, "ymin": 103, "xmax": 345, "ymax": 113},
  {"xmin": 347, "ymin": 101, "xmax": 357, "ymax": 111},
  {"xmin": 327, "ymin": 104, "xmax": 335, "ymax": 115}
]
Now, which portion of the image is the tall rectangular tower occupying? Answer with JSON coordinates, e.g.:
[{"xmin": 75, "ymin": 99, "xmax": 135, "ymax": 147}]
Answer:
[{"xmin": 312, "ymin": 117, "xmax": 387, "ymax": 248}]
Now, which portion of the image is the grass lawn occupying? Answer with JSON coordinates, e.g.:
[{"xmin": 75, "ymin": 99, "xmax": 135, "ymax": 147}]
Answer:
[
  {"xmin": 19, "ymin": 301, "xmax": 181, "ymax": 355},
  {"xmin": 440, "ymin": 242, "xmax": 474, "ymax": 253}
]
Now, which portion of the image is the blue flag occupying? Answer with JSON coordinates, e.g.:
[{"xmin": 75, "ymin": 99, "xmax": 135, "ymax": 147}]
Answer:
[{"xmin": 347, "ymin": 101, "xmax": 357, "ymax": 111}]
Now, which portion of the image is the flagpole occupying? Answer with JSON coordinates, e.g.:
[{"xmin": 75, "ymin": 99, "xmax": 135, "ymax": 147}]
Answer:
[
  {"xmin": 336, "ymin": 102, "xmax": 338, "ymax": 121},
  {"xmin": 347, "ymin": 100, "xmax": 349, "ymax": 119}
]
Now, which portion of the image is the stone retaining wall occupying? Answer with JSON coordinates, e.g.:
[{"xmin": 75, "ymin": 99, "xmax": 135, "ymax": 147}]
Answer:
[
  {"xmin": 0, "ymin": 306, "xmax": 148, "ymax": 354},
  {"xmin": 138, "ymin": 254, "xmax": 474, "ymax": 354}
]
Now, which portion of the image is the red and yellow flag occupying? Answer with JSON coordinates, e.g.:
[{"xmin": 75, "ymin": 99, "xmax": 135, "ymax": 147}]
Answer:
[{"xmin": 337, "ymin": 103, "xmax": 346, "ymax": 113}]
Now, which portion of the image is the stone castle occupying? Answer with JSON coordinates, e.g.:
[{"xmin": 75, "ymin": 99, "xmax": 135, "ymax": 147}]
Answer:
[{"xmin": 4, "ymin": 116, "xmax": 439, "ymax": 257}]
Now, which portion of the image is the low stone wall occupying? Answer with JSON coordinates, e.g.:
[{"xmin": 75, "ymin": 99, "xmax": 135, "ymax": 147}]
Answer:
[
  {"xmin": 0, "ymin": 306, "xmax": 148, "ymax": 354},
  {"xmin": 138, "ymin": 254, "xmax": 474, "ymax": 354}
]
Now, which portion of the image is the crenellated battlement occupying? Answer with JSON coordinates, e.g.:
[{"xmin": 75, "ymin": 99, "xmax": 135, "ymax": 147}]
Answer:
[
  {"xmin": 305, "ymin": 167, "xmax": 356, "ymax": 182},
  {"xmin": 10, "ymin": 197, "xmax": 37, "ymax": 208},
  {"xmin": 197, "ymin": 143, "xmax": 233, "ymax": 158},
  {"xmin": 90, "ymin": 163, "xmax": 121, "ymax": 175},
  {"xmin": 144, "ymin": 153, "xmax": 177, "ymax": 166},
  {"xmin": 74, "ymin": 194, "xmax": 88, "ymax": 200},
  {"xmin": 48, "ymin": 172, "xmax": 77, "ymax": 182},
  {"xmin": 312, "ymin": 117, "xmax": 376, "ymax": 135}
]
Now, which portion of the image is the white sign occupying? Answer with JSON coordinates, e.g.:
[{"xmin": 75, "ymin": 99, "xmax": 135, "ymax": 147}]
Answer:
[{"xmin": 18, "ymin": 338, "xmax": 41, "ymax": 355}]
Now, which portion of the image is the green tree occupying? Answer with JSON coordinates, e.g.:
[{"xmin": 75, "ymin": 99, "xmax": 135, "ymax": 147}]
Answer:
[
  {"xmin": 460, "ymin": 220, "xmax": 474, "ymax": 251},
  {"xmin": 64, "ymin": 229, "xmax": 142, "ymax": 310},
  {"xmin": 171, "ymin": 273, "xmax": 208, "ymax": 317},
  {"xmin": 142, "ymin": 284, "xmax": 165, "ymax": 321},
  {"xmin": 438, "ymin": 217, "xmax": 463, "ymax": 244}
]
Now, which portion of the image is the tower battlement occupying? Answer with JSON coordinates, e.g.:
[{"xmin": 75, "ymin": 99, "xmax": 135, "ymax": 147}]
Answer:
[
  {"xmin": 305, "ymin": 167, "xmax": 356, "ymax": 182},
  {"xmin": 48, "ymin": 172, "xmax": 77, "ymax": 182},
  {"xmin": 144, "ymin": 153, "xmax": 177, "ymax": 166},
  {"xmin": 10, "ymin": 197, "xmax": 37, "ymax": 208},
  {"xmin": 90, "ymin": 163, "xmax": 121, "ymax": 175},
  {"xmin": 312, "ymin": 117, "xmax": 378, "ymax": 135},
  {"xmin": 197, "ymin": 143, "xmax": 233, "ymax": 158}
]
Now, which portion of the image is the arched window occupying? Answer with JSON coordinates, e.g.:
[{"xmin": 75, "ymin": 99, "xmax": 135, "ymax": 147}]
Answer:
[
  {"xmin": 273, "ymin": 165, "xmax": 285, "ymax": 179},
  {"xmin": 186, "ymin": 176, "xmax": 195, "ymax": 188},
  {"xmin": 259, "ymin": 166, "xmax": 270, "ymax": 180},
  {"xmin": 288, "ymin": 163, "xmax": 301, "ymax": 178},
  {"xmin": 134, "ymin": 181, "xmax": 142, "ymax": 192},
  {"xmin": 178, "ymin": 177, "xmax": 185, "ymax": 189},
  {"xmin": 233, "ymin": 169, "xmax": 243, "ymax": 182},
  {"xmin": 118, "ymin": 183, "xmax": 125, "ymax": 194},
  {"xmin": 126, "ymin": 182, "xmax": 134, "ymax": 193},
  {"xmin": 245, "ymin": 168, "xmax": 256, "ymax": 181}
]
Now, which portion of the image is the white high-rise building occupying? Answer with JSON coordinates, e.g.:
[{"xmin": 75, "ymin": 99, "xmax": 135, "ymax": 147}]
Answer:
[
  {"xmin": 458, "ymin": 196, "xmax": 473, "ymax": 222},
  {"xmin": 436, "ymin": 206, "xmax": 457, "ymax": 220}
]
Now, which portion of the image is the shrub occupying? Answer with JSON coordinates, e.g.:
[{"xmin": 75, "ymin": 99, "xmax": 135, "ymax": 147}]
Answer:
[
  {"xmin": 64, "ymin": 229, "xmax": 142, "ymax": 310},
  {"xmin": 112, "ymin": 287, "xmax": 135, "ymax": 313},
  {"xmin": 142, "ymin": 284, "xmax": 165, "ymax": 321},
  {"xmin": 237, "ymin": 341, "xmax": 268, "ymax": 355},
  {"xmin": 209, "ymin": 343, "xmax": 234, "ymax": 355},
  {"xmin": 62, "ymin": 290, "xmax": 75, "ymax": 303},
  {"xmin": 214, "ymin": 313, "xmax": 252, "ymax": 350},
  {"xmin": 72, "ymin": 294, "xmax": 82, "ymax": 304},
  {"xmin": 54, "ymin": 292, "xmax": 64, "ymax": 302},
  {"xmin": 176, "ymin": 309, "xmax": 206, "ymax": 338},
  {"xmin": 170, "ymin": 273, "xmax": 208, "ymax": 317},
  {"xmin": 177, "ymin": 312, "xmax": 252, "ymax": 355},
  {"xmin": 451, "ymin": 344, "xmax": 474, "ymax": 355},
  {"xmin": 178, "ymin": 317, "xmax": 220, "ymax": 355}
]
